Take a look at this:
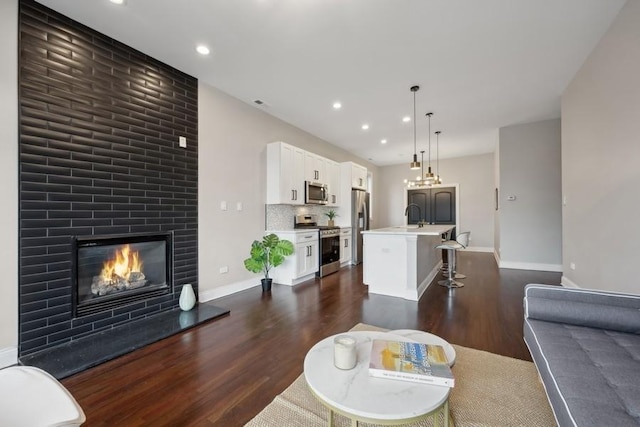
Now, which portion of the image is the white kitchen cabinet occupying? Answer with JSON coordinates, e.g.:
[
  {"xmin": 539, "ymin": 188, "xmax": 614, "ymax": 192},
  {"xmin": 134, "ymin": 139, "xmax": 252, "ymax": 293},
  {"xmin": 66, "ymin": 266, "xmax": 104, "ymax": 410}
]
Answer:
[
  {"xmin": 296, "ymin": 239, "xmax": 319, "ymax": 278},
  {"xmin": 326, "ymin": 159, "xmax": 341, "ymax": 207},
  {"xmin": 269, "ymin": 230, "xmax": 319, "ymax": 286},
  {"xmin": 266, "ymin": 142, "xmax": 305, "ymax": 204},
  {"xmin": 352, "ymin": 163, "xmax": 368, "ymax": 190},
  {"xmin": 341, "ymin": 161, "xmax": 368, "ymax": 191},
  {"xmin": 340, "ymin": 227, "xmax": 352, "ymax": 265},
  {"xmin": 304, "ymin": 151, "xmax": 327, "ymax": 184}
]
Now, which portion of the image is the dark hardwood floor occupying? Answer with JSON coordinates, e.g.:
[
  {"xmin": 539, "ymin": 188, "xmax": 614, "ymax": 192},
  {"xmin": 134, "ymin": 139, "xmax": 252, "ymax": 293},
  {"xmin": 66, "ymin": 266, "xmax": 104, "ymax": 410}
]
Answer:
[{"xmin": 61, "ymin": 252, "xmax": 561, "ymax": 426}]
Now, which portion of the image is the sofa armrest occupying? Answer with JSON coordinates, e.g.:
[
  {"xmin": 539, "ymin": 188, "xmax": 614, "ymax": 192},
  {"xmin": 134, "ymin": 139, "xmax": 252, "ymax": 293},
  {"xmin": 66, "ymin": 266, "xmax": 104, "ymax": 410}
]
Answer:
[{"xmin": 524, "ymin": 284, "xmax": 640, "ymax": 333}]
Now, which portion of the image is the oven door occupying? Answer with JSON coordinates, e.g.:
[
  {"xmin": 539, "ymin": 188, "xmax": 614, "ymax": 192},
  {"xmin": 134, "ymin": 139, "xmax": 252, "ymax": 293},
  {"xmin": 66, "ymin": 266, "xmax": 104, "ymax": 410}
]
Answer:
[{"xmin": 319, "ymin": 234, "xmax": 341, "ymax": 277}]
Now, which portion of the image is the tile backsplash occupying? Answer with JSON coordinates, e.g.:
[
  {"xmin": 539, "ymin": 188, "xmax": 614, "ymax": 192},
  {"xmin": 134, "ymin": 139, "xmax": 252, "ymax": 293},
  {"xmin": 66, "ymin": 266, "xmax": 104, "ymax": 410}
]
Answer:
[{"xmin": 266, "ymin": 205, "xmax": 336, "ymax": 230}]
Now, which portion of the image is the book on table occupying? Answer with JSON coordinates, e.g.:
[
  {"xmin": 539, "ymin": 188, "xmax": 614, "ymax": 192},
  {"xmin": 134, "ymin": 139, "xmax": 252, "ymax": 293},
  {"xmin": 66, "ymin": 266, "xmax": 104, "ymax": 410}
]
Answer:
[{"xmin": 368, "ymin": 339, "xmax": 455, "ymax": 387}]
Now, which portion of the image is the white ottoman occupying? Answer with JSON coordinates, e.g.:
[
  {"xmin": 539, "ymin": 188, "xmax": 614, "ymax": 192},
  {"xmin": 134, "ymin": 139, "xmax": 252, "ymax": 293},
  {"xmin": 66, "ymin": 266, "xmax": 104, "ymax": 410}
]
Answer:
[{"xmin": 0, "ymin": 366, "xmax": 86, "ymax": 427}]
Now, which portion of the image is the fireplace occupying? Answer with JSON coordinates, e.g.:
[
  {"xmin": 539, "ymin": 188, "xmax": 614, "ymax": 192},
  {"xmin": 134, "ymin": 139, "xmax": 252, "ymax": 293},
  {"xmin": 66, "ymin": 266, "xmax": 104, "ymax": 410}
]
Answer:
[{"xmin": 73, "ymin": 232, "xmax": 173, "ymax": 317}]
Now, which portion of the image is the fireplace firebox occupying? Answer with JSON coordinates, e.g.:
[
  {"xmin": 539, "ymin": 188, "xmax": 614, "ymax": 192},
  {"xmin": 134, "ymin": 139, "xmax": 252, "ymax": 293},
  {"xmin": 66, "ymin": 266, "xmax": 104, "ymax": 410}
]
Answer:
[{"xmin": 72, "ymin": 232, "xmax": 173, "ymax": 317}]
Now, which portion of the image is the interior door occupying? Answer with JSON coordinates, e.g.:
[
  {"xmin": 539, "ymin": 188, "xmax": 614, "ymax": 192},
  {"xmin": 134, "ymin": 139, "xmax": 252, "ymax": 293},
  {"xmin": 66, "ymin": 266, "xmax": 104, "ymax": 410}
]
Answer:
[
  {"xmin": 431, "ymin": 187, "xmax": 455, "ymax": 224},
  {"xmin": 407, "ymin": 190, "xmax": 429, "ymax": 224},
  {"xmin": 407, "ymin": 187, "xmax": 455, "ymax": 225}
]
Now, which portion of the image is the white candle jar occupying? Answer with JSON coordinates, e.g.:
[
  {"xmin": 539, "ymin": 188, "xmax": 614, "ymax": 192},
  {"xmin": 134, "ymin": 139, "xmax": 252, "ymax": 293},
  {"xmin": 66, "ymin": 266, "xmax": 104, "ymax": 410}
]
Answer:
[{"xmin": 333, "ymin": 335, "xmax": 357, "ymax": 370}]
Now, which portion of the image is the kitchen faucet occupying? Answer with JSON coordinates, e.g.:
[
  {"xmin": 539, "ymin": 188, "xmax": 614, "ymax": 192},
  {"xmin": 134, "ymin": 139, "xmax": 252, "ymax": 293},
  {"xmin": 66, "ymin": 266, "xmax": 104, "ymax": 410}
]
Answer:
[{"xmin": 404, "ymin": 203, "xmax": 425, "ymax": 227}]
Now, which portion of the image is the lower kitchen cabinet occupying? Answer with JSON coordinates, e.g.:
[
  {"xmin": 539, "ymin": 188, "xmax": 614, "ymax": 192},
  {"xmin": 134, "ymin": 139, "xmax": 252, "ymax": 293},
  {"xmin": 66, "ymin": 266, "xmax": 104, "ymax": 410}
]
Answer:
[
  {"xmin": 340, "ymin": 227, "xmax": 352, "ymax": 266},
  {"xmin": 269, "ymin": 230, "xmax": 319, "ymax": 286}
]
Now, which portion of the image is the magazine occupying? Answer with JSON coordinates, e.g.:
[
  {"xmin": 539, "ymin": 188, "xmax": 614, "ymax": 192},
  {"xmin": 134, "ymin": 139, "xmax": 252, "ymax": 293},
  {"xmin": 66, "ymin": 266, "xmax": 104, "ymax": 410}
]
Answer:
[{"xmin": 368, "ymin": 339, "xmax": 454, "ymax": 387}]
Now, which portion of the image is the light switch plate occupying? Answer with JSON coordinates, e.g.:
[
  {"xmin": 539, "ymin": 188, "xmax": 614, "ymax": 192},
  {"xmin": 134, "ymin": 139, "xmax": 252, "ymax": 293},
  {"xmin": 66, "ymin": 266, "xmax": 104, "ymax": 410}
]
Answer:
[{"xmin": 179, "ymin": 136, "xmax": 187, "ymax": 148}]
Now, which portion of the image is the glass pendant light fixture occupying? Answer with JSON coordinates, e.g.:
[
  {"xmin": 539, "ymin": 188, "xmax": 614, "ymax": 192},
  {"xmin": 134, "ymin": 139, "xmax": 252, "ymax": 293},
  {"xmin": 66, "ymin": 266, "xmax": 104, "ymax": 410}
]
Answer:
[
  {"xmin": 409, "ymin": 86, "xmax": 420, "ymax": 170},
  {"xmin": 424, "ymin": 113, "xmax": 435, "ymax": 183},
  {"xmin": 435, "ymin": 130, "xmax": 443, "ymax": 184}
]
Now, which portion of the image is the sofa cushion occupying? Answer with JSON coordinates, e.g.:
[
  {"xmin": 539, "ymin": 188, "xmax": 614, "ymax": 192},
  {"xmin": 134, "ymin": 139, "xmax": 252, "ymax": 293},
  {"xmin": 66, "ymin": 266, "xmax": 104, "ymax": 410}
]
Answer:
[
  {"xmin": 525, "ymin": 318, "xmax": 640, "ymax": 426},
  {"xmin": 525, "ymin": 284, "xmax": 640, "ymax": 333}
]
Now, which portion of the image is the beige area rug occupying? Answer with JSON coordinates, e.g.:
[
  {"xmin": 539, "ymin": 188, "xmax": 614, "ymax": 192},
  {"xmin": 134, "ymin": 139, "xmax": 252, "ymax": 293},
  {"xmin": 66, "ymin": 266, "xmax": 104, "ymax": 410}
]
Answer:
[{"xmin": 245, "ymin": 323, "xmax": 556, "ymax": 427}]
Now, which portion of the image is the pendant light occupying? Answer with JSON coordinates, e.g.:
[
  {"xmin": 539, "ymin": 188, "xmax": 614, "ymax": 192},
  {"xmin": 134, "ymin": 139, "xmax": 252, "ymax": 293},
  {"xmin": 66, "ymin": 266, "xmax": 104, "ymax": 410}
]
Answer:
[
  {"xmin": 424, "ymin": 113, "xmax": 435, "ymax": 182},
  {"xmin": 407, "ymin": 151, "xmax": 427, "ymax": 188},
  {"xmin": 435, "ymin": 130, "xmax": 443, "ymax": 184},
  {"xmin": 409, "ymin": 86, "xmax": 420, "ymax": 170}
]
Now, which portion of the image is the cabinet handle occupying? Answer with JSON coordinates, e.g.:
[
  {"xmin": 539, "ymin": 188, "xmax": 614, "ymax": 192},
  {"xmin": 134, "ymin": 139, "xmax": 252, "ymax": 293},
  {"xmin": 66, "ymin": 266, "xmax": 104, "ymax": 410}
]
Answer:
[
  {"xmin": 344, "ymin": 239, "xmax": 348, "ymax": 248},
  {"xmin": 304, "ymin": 235, "xmax": 312, "ymax": 239}
]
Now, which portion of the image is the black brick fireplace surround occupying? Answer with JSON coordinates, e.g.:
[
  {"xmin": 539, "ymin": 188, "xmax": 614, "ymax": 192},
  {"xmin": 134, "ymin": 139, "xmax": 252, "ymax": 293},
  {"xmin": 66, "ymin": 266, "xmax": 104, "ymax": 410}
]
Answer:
[{"xmin": 17, "ymin": 1, "xmax": 228, "ymax": 376}]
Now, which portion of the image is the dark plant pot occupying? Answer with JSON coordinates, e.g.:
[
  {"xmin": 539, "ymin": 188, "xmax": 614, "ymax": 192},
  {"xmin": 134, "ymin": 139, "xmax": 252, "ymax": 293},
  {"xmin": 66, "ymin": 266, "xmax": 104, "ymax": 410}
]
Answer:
[{"xmin": 261, "ymin": 278, "xmax": 273, "ymax": 292}]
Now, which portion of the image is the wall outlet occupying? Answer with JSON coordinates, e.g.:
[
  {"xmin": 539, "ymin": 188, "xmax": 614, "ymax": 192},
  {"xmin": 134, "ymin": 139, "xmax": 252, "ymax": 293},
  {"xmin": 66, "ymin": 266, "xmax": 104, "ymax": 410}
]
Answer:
[
  {"xmin": 219, "ymin": 266, "xmax": 228, "ymax": 274},
  {"xmin": 220, "ymin": 201, "xmax": 227, "ymax": 211},
  {"xmin": 236, "ymin": 202, "xmax": 243, "ymax": 211},
  {"xmin": 570, "ymin": 262, "xmax": 576, "ymax": 270}
]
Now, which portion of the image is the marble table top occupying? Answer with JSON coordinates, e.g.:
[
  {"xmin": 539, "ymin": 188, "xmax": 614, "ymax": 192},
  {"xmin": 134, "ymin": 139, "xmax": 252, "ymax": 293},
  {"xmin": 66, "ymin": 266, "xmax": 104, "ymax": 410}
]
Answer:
[{"xmin": 303, "ymin": 331, "xmax": 451, "ymax": 422}]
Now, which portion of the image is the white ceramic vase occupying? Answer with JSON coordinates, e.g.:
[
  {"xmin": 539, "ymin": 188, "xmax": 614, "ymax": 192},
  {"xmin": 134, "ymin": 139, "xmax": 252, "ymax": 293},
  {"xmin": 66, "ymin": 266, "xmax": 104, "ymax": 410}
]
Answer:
[{"xmin": 179, "ymin": 284, "xmax": 196, "ymax": 311}]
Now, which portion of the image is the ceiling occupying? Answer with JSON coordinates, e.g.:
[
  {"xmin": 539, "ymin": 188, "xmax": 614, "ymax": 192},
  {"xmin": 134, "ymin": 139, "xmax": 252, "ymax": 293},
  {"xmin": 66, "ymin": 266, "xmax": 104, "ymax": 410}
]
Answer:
[{"xmin": 35, "ymin": 0, "xmax": 626, "ymax": 166}]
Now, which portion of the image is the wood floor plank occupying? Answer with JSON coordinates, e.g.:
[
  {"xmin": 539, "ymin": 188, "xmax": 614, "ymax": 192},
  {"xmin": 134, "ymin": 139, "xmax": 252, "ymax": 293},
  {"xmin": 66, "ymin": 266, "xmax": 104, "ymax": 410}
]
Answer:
[{"xmin": 61, "ymin": 252, "xmax": 561, "ymax": 426}]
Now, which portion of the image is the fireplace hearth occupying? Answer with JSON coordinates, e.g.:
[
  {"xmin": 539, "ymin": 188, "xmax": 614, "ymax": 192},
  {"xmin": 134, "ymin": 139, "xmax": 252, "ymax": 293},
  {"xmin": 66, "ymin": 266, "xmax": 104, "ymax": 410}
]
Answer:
[{"xmin": 73, "ymin": 232, "xmax": 173, "ymax": 317}]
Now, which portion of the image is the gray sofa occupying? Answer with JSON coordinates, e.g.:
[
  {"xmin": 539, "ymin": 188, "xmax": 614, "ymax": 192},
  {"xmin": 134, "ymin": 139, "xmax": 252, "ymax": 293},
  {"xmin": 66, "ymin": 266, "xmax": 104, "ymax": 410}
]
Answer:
[{"xmin": 523, "ymin": 284, "xmax": 640, "ymax": 426}]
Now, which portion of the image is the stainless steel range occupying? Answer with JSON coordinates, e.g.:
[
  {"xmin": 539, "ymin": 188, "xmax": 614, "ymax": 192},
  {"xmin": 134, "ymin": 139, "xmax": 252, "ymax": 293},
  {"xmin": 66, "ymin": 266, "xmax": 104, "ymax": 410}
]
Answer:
[{"xmin": 294, "ymin": 214, "xmax": 341, "ymax": 278}]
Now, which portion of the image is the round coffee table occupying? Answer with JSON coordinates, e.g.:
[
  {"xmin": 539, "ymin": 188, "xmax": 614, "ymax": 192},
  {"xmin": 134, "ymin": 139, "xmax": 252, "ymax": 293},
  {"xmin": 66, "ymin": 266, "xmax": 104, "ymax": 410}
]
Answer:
[{"xmin": 304, "ymin": 331, "xmax": 452, "ymax": 426}]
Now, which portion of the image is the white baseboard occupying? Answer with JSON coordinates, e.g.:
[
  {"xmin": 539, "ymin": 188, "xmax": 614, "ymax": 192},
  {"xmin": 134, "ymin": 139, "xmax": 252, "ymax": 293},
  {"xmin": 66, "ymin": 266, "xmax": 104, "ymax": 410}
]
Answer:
[
  {"xmin": 494, "ymin": 250, "xmax": 501, "ymax": 267},
  {"xmin": 198, "ymin": 278, "xmax": 260, "ymax": 302},
  {"xmin": 0, "ymin": 346, "xmax": 18, "ymax": 369},
  {"xmin": 561, "ymin": 276, "xmax": 581, "ymax": 288},
  {"xmin": 461, "ymin": 246, "xmax": 494, "ymax": 253},
  {"xmin": 499, "ymin": 260, "xmax": 563, "ymax": 273}
]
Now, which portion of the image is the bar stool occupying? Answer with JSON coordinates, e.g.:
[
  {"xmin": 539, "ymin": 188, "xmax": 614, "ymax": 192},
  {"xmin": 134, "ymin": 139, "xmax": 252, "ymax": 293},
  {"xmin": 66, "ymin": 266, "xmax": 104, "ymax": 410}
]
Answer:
[
  {"xmin": 445, "ymin": 231, "xmax": 470, "ymax": 279},
  {"xmin": 440, "ymin": 229, "xmax": 454, "ymax": 274},
  {"xmin": 436, "ymin": 231, "xmax": 470, "ymax": 289},
  {"xmin": 0, "ymin": 366, "xmax": 86, "ymax": 426}
]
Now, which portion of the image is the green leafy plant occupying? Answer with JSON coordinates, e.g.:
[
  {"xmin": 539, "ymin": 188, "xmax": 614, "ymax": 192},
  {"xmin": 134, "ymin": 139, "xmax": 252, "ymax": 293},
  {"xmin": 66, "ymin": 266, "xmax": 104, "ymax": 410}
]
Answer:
[
  {"xmin": 244, "ymin": 234, "xmax": 294, "ymax": 279},
  {"xmin": 325, "ymin": 210, "xmax": 338, "ymax": 220}
]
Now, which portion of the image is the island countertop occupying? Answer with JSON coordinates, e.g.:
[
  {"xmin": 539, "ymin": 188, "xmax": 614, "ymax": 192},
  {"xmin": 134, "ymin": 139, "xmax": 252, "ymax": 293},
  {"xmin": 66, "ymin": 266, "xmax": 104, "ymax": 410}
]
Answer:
[{"xmin": 362, "ymin": 224, "xmax": 453, "ymax": 236}]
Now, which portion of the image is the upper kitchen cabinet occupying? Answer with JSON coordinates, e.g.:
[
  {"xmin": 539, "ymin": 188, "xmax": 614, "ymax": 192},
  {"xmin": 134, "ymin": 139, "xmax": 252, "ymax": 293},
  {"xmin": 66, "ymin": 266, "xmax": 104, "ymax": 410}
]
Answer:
[
  {"xmin": 326, "ymin": 160, "xmax": 341, "ymax": 207},
  {"xmin": 304, "ymin": 151, "xmax": 327, "ymax": 184},
  {"xmin": 342, "ymin": 162, "xmax": 368, "ymax": 190},
  {"xmin": 266, "ymin": 142, "xmax": 305, "ymax": 205}
]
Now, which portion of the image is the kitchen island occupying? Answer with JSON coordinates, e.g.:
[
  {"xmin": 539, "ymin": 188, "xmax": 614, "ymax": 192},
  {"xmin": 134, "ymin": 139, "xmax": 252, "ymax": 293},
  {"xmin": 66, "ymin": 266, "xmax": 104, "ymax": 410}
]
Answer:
[{"xmin": 362, "ymin": 225, "xmax": 454, "ymax": 301}]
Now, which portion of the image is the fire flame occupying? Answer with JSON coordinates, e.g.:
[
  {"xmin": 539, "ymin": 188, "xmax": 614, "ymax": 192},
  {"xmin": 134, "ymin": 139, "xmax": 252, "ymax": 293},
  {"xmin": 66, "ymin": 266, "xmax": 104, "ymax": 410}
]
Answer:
[{"xmin": 100, "ymin": 244, "xmax": 143, "ymax": 282}]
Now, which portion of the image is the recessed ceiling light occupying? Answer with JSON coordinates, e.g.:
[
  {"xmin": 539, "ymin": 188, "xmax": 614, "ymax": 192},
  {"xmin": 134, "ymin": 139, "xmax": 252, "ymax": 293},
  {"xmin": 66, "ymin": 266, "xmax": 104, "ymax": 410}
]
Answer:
[
  {"xmin": 361, "ymin": 124, "xmax": 370, "ymax": 130},
  {"xmin": 109, "ymin": 0, "xmax": 125, "ymax": 4},
  {"xmin": 196, "ymin": 45, "xmax": 210, "ymax": 55},
  {"xmin": 402, "ymin": 116, "xmax": 411, "ymax": 123},
  {"xmin": 381, "ymin": 139, "xmax": 387, "ymax": 144},
  {"xmin": 332, "ymin": 101, "xmax": 342, "ymax": 110}
]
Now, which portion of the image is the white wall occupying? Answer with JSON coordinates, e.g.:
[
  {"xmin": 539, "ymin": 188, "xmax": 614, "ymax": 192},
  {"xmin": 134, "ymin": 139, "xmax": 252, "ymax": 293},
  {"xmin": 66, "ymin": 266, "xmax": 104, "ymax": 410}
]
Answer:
[
  {"xmin": 0, "ymin": 0, "xmax": 19, "ymax": 367},
  {"xmin": 493, "ymin": 143, "xmax": 501, "ymax": 258},
  {"xmin": 497, "ymin": 119, "xmax": 562, "ymax": 271},
  {"xmin": 198, "ymin": 82, "xmax": 379, "ymax": 300},
  {"xmin": 377, "ymin": 153, "xmax": 495, "ymax": 250},
  {"xmin": 561, "ymin": 0, "xmax": 640, "ymax": 293}
]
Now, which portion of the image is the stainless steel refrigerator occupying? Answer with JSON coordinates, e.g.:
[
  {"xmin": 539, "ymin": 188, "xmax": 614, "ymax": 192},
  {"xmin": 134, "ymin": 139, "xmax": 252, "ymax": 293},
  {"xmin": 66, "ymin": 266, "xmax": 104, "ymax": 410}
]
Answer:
[{"xmin": 351, "ymin": 189, "xmax": 370, "ymax": 265}]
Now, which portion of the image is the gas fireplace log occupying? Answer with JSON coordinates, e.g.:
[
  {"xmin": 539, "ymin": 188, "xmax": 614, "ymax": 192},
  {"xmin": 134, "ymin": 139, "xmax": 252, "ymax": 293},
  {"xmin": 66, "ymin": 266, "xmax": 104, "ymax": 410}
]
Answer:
[{"xmin": 91, "ymin": 272, "xmax": 148, "ymax": 296}]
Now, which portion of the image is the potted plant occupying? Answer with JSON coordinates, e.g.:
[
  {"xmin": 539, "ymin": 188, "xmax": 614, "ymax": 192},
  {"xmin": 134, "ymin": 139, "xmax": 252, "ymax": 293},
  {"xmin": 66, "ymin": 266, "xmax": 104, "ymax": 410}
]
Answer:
[
  {"xmin": 244, "ymin": 233, "xmax": 294, "ymax": 292},
  {"xmin": 325, "ymin": 209, "xmax": 338, "ymax": 227}
]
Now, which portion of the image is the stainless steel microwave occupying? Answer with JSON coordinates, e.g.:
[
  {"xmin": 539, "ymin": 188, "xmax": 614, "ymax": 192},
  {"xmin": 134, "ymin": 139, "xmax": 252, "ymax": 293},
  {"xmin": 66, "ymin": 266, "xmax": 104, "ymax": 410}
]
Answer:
[{"xmin": 305, "ymin": 181, "xmax": 328, "ymax": 205}]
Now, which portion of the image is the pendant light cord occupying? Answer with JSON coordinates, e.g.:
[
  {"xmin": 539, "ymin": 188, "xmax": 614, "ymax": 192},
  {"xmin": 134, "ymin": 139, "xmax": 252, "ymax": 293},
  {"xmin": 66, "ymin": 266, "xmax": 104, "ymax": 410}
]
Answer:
[{"xmin": 413, "ymin": 90, "xmax": 417, "ymax": 157}]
